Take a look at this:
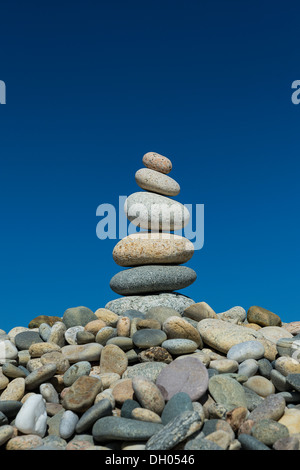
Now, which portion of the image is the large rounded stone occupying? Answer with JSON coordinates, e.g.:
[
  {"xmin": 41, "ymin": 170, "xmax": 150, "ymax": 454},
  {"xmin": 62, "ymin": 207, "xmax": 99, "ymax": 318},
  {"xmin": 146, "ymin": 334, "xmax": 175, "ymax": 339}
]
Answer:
[
  {"xmin": 62, "ymin": 306, "xmax": 98, "ymax": 329},
  {"xmin": 156, "ymin": 356, "xmax": 209, "ymax": 401},
  {"xmin": 162, "ymin": 316, "xmax": 202, "ymax": 346},
  {"xmin": 100, "ymin": 344, "xmax": 128, "ymax": 375},
  {"xmin": 135, "ymin": 168, "xmax": 180, "ymax": 196},
  {"xmin": 14, "ymin": 331, "xmax": 43, "ymax": 350},
  {"xmin": 61, "ymin": 376, "xmax": 103, "ymax": 413},
  {"xmin": 247, "ymin": 306, "xmax": 282, "ymax": 327},
  {"xmin": 132, "ymin": 376, "xmax": 165, "ymax": 415},
  {"xmin": 105, "ymin": 293, "xmax": 195, "ymax": 316},
  {"xmin": 112, "ymin": 232, "xmax": 194, "ymax": 267},
  {"xmin": 183, "ymin": 302, "xmax": 217, "ymax": 322},
  {"xmin": 92, "ymin": 416, "xmax": 163, "ymax": 441},
  {"xmin": 61, "ymin": 343, "xmax": 102, "ymax": 363},
  {"xmin": 124, "ymin": 191, "xmax": 190, "ymax": 231},
  {"xmin": 110, "ymin": 265, "xmax": 196, "ymax": 295}
]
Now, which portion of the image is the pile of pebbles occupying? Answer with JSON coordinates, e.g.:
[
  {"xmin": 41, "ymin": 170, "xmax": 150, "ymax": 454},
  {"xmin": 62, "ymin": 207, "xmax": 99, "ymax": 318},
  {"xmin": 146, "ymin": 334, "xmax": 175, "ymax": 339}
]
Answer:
[{"xmin": 1, "ymin": 303, "xmax": 300, "ymax": 451}]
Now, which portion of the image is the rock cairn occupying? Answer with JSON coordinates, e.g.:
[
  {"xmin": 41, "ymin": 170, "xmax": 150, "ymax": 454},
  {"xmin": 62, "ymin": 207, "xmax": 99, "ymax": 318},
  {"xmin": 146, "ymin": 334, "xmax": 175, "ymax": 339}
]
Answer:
[{"xmin": 107, "ymin": 151, "xmax": 197, "ymax": 314}]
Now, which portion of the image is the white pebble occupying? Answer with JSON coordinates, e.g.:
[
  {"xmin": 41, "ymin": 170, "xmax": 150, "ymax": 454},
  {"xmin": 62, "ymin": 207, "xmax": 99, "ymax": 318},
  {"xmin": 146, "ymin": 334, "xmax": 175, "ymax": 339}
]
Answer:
[
  {"xmin": 40, "ymin": 382, "xmax": 59, "ymax": 403},
  {"xmin": 59, "ymin": 410, "xmax": 79, "ymax": 439},
  {"xmin": 15, "ymin": 394, "xmax": 47, "ymax": 437}
]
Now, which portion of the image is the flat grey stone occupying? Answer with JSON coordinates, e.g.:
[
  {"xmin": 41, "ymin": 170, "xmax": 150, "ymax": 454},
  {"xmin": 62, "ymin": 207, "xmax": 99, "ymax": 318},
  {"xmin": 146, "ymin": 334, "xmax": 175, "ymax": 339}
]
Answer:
[
  {"xmin": 208, "ymin": 375, "xmax": 247, "ymax": 411},
  {"xmin": 14, "ymin": 331, "xmax": 43, "ymax": 350},
  {"xmin": 92, "ymin": 416, "xmax": 163, "ymax": 442},
  {"xmin": 62, "ymin": 306, "xmax": 98, "ymax": 329},
  {"xmin": 132, "ymin": 329, "xmax": 167, "ymax": 348},
  {"xmin": 76, "ymin": 399, "xmax": 113, "ymax": 433},
  {"xmin": 110, "ymin": 265, "xmax": 197, "ymax": 295}
]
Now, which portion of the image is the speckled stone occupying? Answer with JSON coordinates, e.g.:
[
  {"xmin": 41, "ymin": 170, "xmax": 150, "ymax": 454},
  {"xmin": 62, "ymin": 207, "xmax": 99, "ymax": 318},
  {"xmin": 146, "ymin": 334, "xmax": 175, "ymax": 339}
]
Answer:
[
  {"xmin": 278, "ymin": 408, "xmax": 300, "ymax": 434},
  {"xmin": 251, "ymin": 418, "xmax": 289, "ymax": 446},
  {"xmin": 61, "ymin": 376, "xmax": 103, "ymax": 413},
  {"xmin": 132, "ymin": 376, "xmax": 165, "ymax": 415},
  {"xmin": 142, "ymin": 151, "xmax": 172, "ymax": 174},
  {"xmin": 63, "ymin": 361, "xmax": 92, "ymax": 386},
  {"xmin": 145, "ymin": 410, "xmax": 202, "ymax": 450},
  {"xmin": 0, "ymin": 425, "xmax": 14, "ymax": 446},
  {"xmin": 6, "ymin": 434, "xmax": 44, "ymax": 450},
  {"xmin": 106, "ymin": 293, "xmax": 195, "ymax": 316},
  {"xmin": 61, "ymin": 343, "xmax": 102, "ymax": 363},
  {"xmin": 124, "ymin": 191, "xmax": 190, "ymax": 231},
  {"xmin": 25, "ymin": 363, "xmax": 57, "ymax": 390},
  {"xmin": 217, "ymin": 306, "xmax": 247, "ymax": 323},
  {"xmin": 208, "ymin": 375, "xmax": 247, "ymax": 411},
  {"xmin": 92, "ymin": 416, "xmax": 163, "ymax": 442},
  {"xmin": 123, "ymin": 362, "xmax": 167, "ymax": 382},
  {"xmin": 286, "ymin": 373, "xmax": 300, "ymax": 392},
  {"xmin": 113, "ymin": 233, "xmax": 194, "ymax": 268},
  {"xmin": 135, "ymin": 168, "xmax": 180, "ymax": 196},
  {"xmin": 100, "ymin": 344, "xmax": 128, "ymax": 375},
  {"xmin": 227, "ymin": 341, "xmax": 265, "ymax": 363},
  {"xmin": 248, "ymin": 393, "xmax": 286, "ymax": 422},
  {"xmin": 110, "ymin": 265, "xmax": 196, "ymax": 295},
  {"xmin": 162, "ymin": 316, "xmax": 202, "ymax": 346},
  {"xmin": 138, "ymin": 346, "xmax": 173, "ymax": 364},
  {"xmin": 161, "ymin": 338, "xmax": 198, "ymax": 355},
  {"xmin": 75, "ymin": 398, "xmax": 113, "ymax": 433},
  {"xmin": 243, "ymin": 376, "xmax": 275, "ymax": 397}
]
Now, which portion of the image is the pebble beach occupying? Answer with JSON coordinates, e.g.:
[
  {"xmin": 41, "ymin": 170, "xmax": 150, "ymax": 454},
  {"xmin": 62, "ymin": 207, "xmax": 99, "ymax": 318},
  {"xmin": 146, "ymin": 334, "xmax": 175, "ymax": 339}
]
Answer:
[{"xmin": 1, "ymin": 152, "xmax": 299, "ymax": 451}]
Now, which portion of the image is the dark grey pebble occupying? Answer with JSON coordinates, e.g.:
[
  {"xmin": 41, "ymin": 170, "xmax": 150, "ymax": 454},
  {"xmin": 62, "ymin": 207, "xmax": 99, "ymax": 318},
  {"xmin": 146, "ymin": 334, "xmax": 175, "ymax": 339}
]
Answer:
[
  {"xmin": 120, "ymin": 399, "xmax": 141, "ymax": 418},
  {"xmin": 0, "ymin": 400, "xmax": 22, "ymax": 417},
  {"xmin": 76, "ymin": 399, "xmax": 113, "ymax": 433},
  {"xmin": 1, "ymin": 362, "xmax": 28, "ymax": 378},
  {"xmin": 238, "ymin": 433, "xmax": 271, "ymax": 450},
  {"xmin": 14, "ymin": 330, "xmax": 43, "ymax": 350},
  {"xmin": 257, "ymin": 358, "xmax": 273, "ymax": 379},
  {"xmin": 92, "ymin": 416, "xmax": 163, "ymax": 442},
  {"xmin": 62, "ymin": 306, "xmax": 98, "ymax": 329},
  {"xmin": 0, "ymin": 411, "xmax": 8, "ymax": 425},
  {"xmin": 286, "ymin": 373, "xmax": 300, "ymax": 392},
  {"xmin": 161, "ymin": 392, "xmax": 193, "ymax": 425}
]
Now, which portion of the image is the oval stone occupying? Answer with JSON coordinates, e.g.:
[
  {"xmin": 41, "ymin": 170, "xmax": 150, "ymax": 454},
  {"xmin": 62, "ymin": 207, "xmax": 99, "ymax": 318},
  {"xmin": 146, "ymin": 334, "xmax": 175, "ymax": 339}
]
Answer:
[
  {"xmin": 62, "ymin": 306, "xmax": 98, "ymax": 329},
  {"xmin": 227, "ymin": 341, "xmax": 265, "ymax": 363},
  {"xmin": 61, "ymin": 343, "xmax": 102, "ymax": 363},
  {"xmin": 161, "ymin": 339, "xmax": 198, "ymax": 354},
  {"xmin": 156, "ymin": 356, "xmax": 209, "ymax": 401},
  {"xmin": 124, "ymin": 191, "xmax": 190, "ymax": 231},
  {"xmin": 247, "ymin": 306, "xmax": 282, "ymax": 327},
  {"xmin": 110, "ymin": 265, "xmax": 196, "ymax": 295},
  {"xmin": 208, "ymin": 375, "xmax": 247, "ymax": 411},
  {"xmin": 142, "ymin": 151, "xmax": 172, "ymax": 174},
  {"xmin": 112, "ymin": 232, "xmax": 194, "ymax": 267},
  {"xmin": 132, "ymin": 329, "xmax": 167, "ymax": 348},
  {"xmin": 135, "ymin": 168, "xmax": 180, "ymax": 196},
  {"xmin": 92, "ymin": 416, "xmax": 163, "ymax": 442}
]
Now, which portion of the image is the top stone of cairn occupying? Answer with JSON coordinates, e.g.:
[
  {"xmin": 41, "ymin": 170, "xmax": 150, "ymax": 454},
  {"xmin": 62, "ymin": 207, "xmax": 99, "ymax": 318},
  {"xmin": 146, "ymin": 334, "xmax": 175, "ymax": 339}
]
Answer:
[{"xmin": 143, "ymin": 152, "xmax": 172, "ymax": 175}]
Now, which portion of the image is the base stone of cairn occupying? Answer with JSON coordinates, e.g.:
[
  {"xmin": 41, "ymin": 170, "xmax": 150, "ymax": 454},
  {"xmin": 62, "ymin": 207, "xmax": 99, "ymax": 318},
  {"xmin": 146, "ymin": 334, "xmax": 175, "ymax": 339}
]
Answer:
[{"xmin": 107, "ymin": 151, "xmax": 196, "ymax": 317}]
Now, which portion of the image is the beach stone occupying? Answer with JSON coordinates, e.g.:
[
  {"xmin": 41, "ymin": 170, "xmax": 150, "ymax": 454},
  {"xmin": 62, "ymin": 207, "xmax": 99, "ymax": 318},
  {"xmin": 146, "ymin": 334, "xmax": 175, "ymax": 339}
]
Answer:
[
  {"xmin": 137, "ymin": 318, "xmax": 161, "ymax": 330},
  {"xmin": 161, "ymin": 338, "xmax": 198, "ymax": 355},
  {"xmin": 132, "ymin": 376, "xmax": 165, "ymax": 415},
  {"xmin": 135, "ymin": 167, "xmax": 180, "ymax": 196},
  {"xmin": 39, "ymin": 383, "xmax": 59, "ymax": 403},
  {"xmin": 121, "ymin": 399, "xmax": 141, "ymax": 418},
  {"xmin": 110, "ymin": 265, "xmax": 196, "ymax": 296},
  {"xmin": 156, "ymin": 356, "xmax": 209, "ymax": 400},
  {"xmin": 185, "ymin": 436, "xmax": 224, "ymax": 450},
  {"xmin": 138, "ymin": 346, "xmax": 173, "ymax": 364},
  {"xmin": 61, "ymin": 343, "xmax": 102, "ymax": 363},
  {"xmin": 238, "ymin": 433, "xmax": 271, "ymax": 450},
  {"xmin": 0, "ymin": 370, "xmax": 9, "ymax": 390},
  {"xmin": 94, "ymin": 308, "xmax": 119, "ymax": 326},
  {"xmin": 131, "ymin": 408, "xmax": 161, "ymax": 423},
  {"xmin": 62, "ymin": 306, "xmax": 98, "ymax": 329},
  {"xmin": 38, "ymin": 323, "xmax": 52, "ymax": 341},
  {"xmin": 75, "ymin": 399, "xmax": 112, "ymax": 433},
  {"xmin": 28, "ymin": 316, "xmax": 62, "ymax": 328},
  {"xmin": 162, "ymin": 316, "xmax": 202, "ymax": 346},
  {"xmin": 198, "ymin": 319, "xmax": 262, "ymax": 354},
  {"xmin": 146, "ymin": 306, "xmax": 181, "ymax": 323},
  {"xmin": 123, "ymin": 362, "xmax": 166, "ymax": 382},
  {"xmin": 0, "ymin": 425, "xmax": 14, "ymax": 446},
  {"xmin": 64, "ymin": 326, "xmax": 85, "ymax": 345},
  {"xmin": 208, "ymin": 375, "xmax": 247, "ymax": 411},
  {"xmin": 106, "ymin": 336, "xmax": 133, "ymax": 351},
  {"xmin": 40, "ymin": 351, "xmax": 70, "ymax": 374},
  {"xmin": 59, "ymin": 410, "xmax": 79, "ymax": 439},
  {"xmin": 113, "ymin": 233, "xmax": 194, "ymax": 268},
  {"xmin": 247, "ymin": 306, "xmax": 282, "ymax": 327},
  {"xmin": 95, "ymin": 327, "xmax": 117, "ymax": 345},
  {"xmin": 257, "ymin": 358, "xmax": 273, "ymax": 378},
  {"xmin": 276, "ymin": 335, "xmax": 300, "ymax": 357},
  {"xmin": 248, "ymin": 393, "xmax": 286, "ymax": 422},
  {"xmin": 1, "ymin": 362, "xmax": 27, "ymax": 378},
  {"xmin": 145, "ymin": 410, "xmax": 202, "ymax": 450},
  {"xmin": 259, "ymin": 326, "xmax": 293, "ymax": 344},
  {"xmin": 15, "ymin": 394, "xmax": 47, "ymax": 437},
  {"xmin": 116, "ymin": 316, "xmax": 131, "ymax": 336},
  {"xmin": 106, "ymin": 293, "xmax": 194, "ymax": 316},
  {"xmin": 48, "ymin": 322, "xmax": 66, "ymax": 347},
  {"xmin": 0, "ymin": 377, "xmax": 25, "ymax": 401},
  {"xmin": 183, "ymin": 301, "xmax": 217, "ymax": 322},
  {"xmin": 92, "ymin": 416, "xmax": 163, "ymax": 442},
  {"xmin": 25, "ymin": 363, "xmax": 57, "ymax": 390},
  {"xmin": 283, "ymin": 321, "xmax": 300, "ymax": 335},
  {"xmin": 63, "ymin": 361, "xmax": 92, "ymax": 386},
  {"xmin": 278, "ymin": 408, "xmax": 300, "ymax": 434},
  {"xmin": 286, "ymin": 373, "xmax": 300, "ymax": 392},
  {"xmin": 84, "ymin": 319, "xmax": 106, "ymax": 336},
  {"xmin": 29, "ymin": 342, "xmax": 61, "ymax": 357},
  {"xmin": 6, "ymin": 434, "xmax": 44, "ymax": 450},
  {"xmin": 273, "ymin": 435, "xmax": 300, "ymax": 450},
  {"xmin": 14, "ymin": 331, "xmax": 43, "ymax": 351},
  {"xmin": 132, "ymin": 329, "xmax": 167, "ymax": 348},
  {"xmin": 209, "ymin": 359, "xmax": 239, "ymax": 374},
  {"xmin": 218, "ymin": 306, "xmax": 247, "ymax": 323},
  {"xmin": 61, "ymin": 376, "xmax": 103, "ymax": 413},
  {"xmin": 142, "ymin": 151, "xmax": 172, "ymax": 174},
  {"xmin": 251, "ymin": 418, "xmax": 289, "ymax": 446},
  {"xmin": 205, "ymin": 429, "xmax": 233, "ymax": 449},
  {"xmin": 111, "ymin": 378, "xmax": 134, "ymax": 405},
  {"xmin": 100, "ymin": 344, "xmax": 128, "ymax": 375},
  {"xmin": 225, "ymin": 406, "xmax": 248, "ymax": 432},
  {"xmin": 238, "ymin": 359, "xmax": 259, "ymax": 378},
  {"xmin": 227, "ymin": 341, "xmax": 265, "ymax": 363},
  {"xmin": 124, "ymin": 191, "xmax": 190, "ymax": 231},
  {"xmin": 76, "ymin": 330, "xmax": 95, "ymax": 344},
  {"xmin": 0, "ymin": 340, "xmax": 20, "ymax": 362},
  {"xmin": 0, "ymin": 400, "xmax": 22, "ymax": 418},
  {"xmin": 275, "ymin": 356, "xmax": 300, "ymax": 376},
  {"xmin": 161, "ymin": 392, "xmax": 193, "ymax": 425}
]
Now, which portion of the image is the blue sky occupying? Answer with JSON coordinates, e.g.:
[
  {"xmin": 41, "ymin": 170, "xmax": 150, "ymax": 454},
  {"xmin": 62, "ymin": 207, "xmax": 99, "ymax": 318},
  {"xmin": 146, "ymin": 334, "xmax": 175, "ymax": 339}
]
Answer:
[{"xmin": 0, "ymin": 0, "xmax": 300, "ymax": 332}]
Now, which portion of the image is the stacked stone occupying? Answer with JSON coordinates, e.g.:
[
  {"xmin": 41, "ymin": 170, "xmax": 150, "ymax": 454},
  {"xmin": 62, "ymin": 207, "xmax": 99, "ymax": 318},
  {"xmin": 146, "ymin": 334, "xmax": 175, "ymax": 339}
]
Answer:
[{"xmin": 108, "ymin": 152, "xmax": 197, "ymax": 314}]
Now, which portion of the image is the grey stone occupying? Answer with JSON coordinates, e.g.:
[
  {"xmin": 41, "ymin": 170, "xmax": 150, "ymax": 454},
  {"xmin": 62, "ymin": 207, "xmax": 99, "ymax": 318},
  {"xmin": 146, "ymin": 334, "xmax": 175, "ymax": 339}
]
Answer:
[
  {"xmin": 161, "ymin": 392, "xmax": 194, "ymax": 425},
  {"xmin": 105, "ymin": 293, "xmax": 195, "ymax": 316},
  {"xmin": 185, "ymin": 436, "xmax": 224, "ymax": 450},
  {"xmin": 76, "ymin": 399, "xmax": 113, "ymax": 433},
  {"xmin": 63, "ymin": 361, "xmax": 92, "ymax": 386},
  {"xmin": 123, "ymin": 362, "xmax": 167, "ymax": 382},
  {"xmin": 248, "ymin": 393, "xmax": 286, "ymax": 422},
  {"xmin": 92, "ymin": 416, "xmax": 163, "ymax": 442},
  {"xmin": 132, "ymin": 329, "xmax": 167, "ymax": 348},
  {"xmin": 62, "ymin": 306, "xmax": 98, "ymax": 329},
  {"xmin": 120, "ymin": 399, "xmax": 141, "ymax": 418},
  {"xmin": 14, "ymin": 331, "xmax": 43, "ymax": 350},
  {"xmin": 238, "ymin": 433, "xmax": 271, "ymax": 450},
  {"xmin": 227, "ymin": 341, "xmax": 265, "ymax": 363},
  {"xmin": 0, "ymin": 400, "xmax": 23, "ymax": 417},
  {"xmin": 286, "ymin": 373, "xmax": 300, "ymax": 392},
  {"xmin": 208, "ymin": 375, "xmax": 247, "ymax": 411},
  {"xmin": 110, "ymin": 265, "xmax": 197, "ymax": 295},
  {"xmin": 257, "ymin": 358, "xmax": 273, "ymax": 379},
  {"xmin": 251, "ymin": 418, "xmax": 289, "ymax": 446}
]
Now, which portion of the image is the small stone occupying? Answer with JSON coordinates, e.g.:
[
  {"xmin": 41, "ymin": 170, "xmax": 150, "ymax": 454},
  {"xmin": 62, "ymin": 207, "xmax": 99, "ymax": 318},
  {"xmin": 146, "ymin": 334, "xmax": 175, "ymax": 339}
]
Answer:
[
  {"xmin": 209, "ymin": 359, "xmax": 239, "ymax": 374},
  {"xmin": 76, "ymin": 330, "xmax": 95, "ymax": 344},
  {"xmin": 161, "ymin": 338, "xmax": 198, "ymax": 355},
  {"xmin": 238, "ymin": 359, "xmax": 259, "ymax": 378},
  {"xmin": 135, "ymin": 168, "xmax": 180, "ymax": 196},
  {"xmin": 138, "ymin": 347, "xmax": 173, "ymax": 364},
  {"xmin": 145, "ymin": 411, "xmax": 202, "ymax": 450},
  {"xmin": 146, "ymin": 306, "xmax": 181, "ymax": 323},
  {"xmin": 84, "ymin": 319, "xmax": 106, "ymax": 336},
  {"xmin": 238, "ymin": 433, "xmax": 271, "ymax": 450},
  {"xmin": 217, "ymin": 306, "xmax": 247, "ymax": 323},
  {"xmin": 62, "ymin": 306, "xmax": 98, "ymax": 329},
  {"xmin": 116, "ymin": 316, "xmax": 131, "ymax": 337},
  {"xmin": 132, "ymin": 376, "xmax": 165, "ymax": 415},
  {"xmin": 64, "ymin": 326, "xmax": 85, "ymax": 345},
  {"xmin": 123, "ymin": 362, "xmax": 166, "ymax": 382},
  {"xmin": 132, "ymin": 329, "xmax": 167, "ymax": 348},
  {"xmin": 243, "ymin": 376, "xmax": 275, "ymax": 397},
  {"xmin": 121, "ymin": 399, "xmax": 141, "ymax": 418},
  {"xmin": 142, "ymin": 151, "xmax": 172, "ymax": 174},
  {"xmin": 14, "ymin": 331, "xmax": 43, "ymax": 350},
  {"xmin": 208, "ymin": 375, "xmax": 247, "ymax": 411},
  {"xmin": 48, "ymin": 322, "xmax": 66, "ymax": 347},
  {"xmin": 286, "ymin": 373, "xmax": 300, "ymax": 392},
  {"xmin": 61, "ymin": 343, "xmax": 102, "ymax": 363},
  {"xmin": 247, "ymin": 306, "xmax": 282, "ymax": 327},
  {"xmin": 100, "ymin": 344, "xmax": 128, "ymax": 375},
  {"xmin": 227, "ymin": 341, "xmax": 265, "ymax": 363},
  {"xmin": 251, "ymin": 418, "xmax": 289, "ymax": 446},
  {"xmin": 39, "ymin": 383, "xmax": 59, "ymax": 403},
  {"xmin": 278, "ymin": 408, "xmax": 300, "ymax": 434},
  {"xmin": 106, "ymin": 336, "xmax": 133, "ymax": 351},
  {"xmin": 275, "ymin": 356, "xmax": 300, "ymax": 376},
  {"xmin": 273, "ymin": 435, "xmax": 300, "ymax": 450},
  {"xmin": 25, "ymin": 363, "xmax": 57, "ymax": 390},
  {"xmin": 161, "ymin": 392, "xmax": 194, "ymax": 425},
  {"xmin": 0, "ymin": 377, "xmax": 25, "ymax": 401},
  {"xmin": 0, "ymin": 400, "xmax": 22, "ymax": 418},
  {"xmin": 61, "ymin": 376, "xmax": 103, "ymax": 413},
  {"xmin": 136, "ymin": 318, "xmax": 161, "ymax": 330},
  {"xmin": 94, "ymin": 308, "xmax": 119, "ymax": 326},
  {"xmin": 40, "ymin": 351, "xmax": 70, "ymax": 374},
  {"xmin": 0, "ymin": 425, "xmax": 14, "ymax": 446},
  {"xmin": 63, "ymin": 361, "xmax": 92, "ymax": 386},
  {"xmin": 205, "ymin": 430, "xmax": 232, "ymax": 449},
  {"xmin": 92, "ymin": 416, "xmax": 163, "ymax": 442},
  {"xmin": 59, "ymin": 410, "xmax": 79, "ymax": 439},
  {"xmin": 111, "ymin": 378, "xmax": 134, "ymax": 405},
  {"xmin": 75, "ymin": 399, "xmax": 112, "ymax": 433},
  {"xmin": 95, "ymin": 326, "xmax": 117, "ymax": 345},
  {"xmin": 184, "ymin": 436, "xmax": 224, "ymax": 450},
  {"xmin": 15, "ymin": 394, "xmax": 47, "ymax": 437},
  {"xmin": 6, "ymin": 434, "xmax": 44, "ymax": 450},
  {"xmin": 28, "ymin": 315, "xmax": 62, "ymax": 328},
  {"xmin": 0, "ymin": 340, "xmax": 19, "ymax": 361},
  {"xmin": 156, "ymin": 356, "xmax": 209, "ymax": 401},
  {"xmin": 131, "ymin": 408, "xmax": 162, "ymax": 423},
  {"xmin": 183, "ymin": 302, "xmax": 217, "ymax": 322},
  {"xmin": 225, "ymin": 406, "xmax": 248, "ymax": 432},
  {"xmin": 162, "ymin": 316, "xmax": 202, "ymax": 346},
  {"xmin": 248, "ymin": 393, "xmax": 286, "ymax": 422},
  {"xmin": 28, "ymin": 342, "xmax": 61, "ymax": 357},
  {"xmin": 1, "ymin": 362, "xmax": 27, "ymax": 379}
]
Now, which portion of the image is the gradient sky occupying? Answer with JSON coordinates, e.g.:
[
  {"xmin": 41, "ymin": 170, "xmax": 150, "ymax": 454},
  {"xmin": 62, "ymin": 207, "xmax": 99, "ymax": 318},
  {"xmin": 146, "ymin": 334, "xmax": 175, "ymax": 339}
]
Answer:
[{"xmin": 0, "ymin": 0, "xmax": 300, "ymax": 332}]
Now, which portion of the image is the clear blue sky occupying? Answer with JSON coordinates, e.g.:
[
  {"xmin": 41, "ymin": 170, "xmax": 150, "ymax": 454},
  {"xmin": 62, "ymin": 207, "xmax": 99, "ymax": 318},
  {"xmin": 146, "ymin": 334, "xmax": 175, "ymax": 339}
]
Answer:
[{"xmin": 1, "ymin": 1, "xmax": 300, "ymax": 332}]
